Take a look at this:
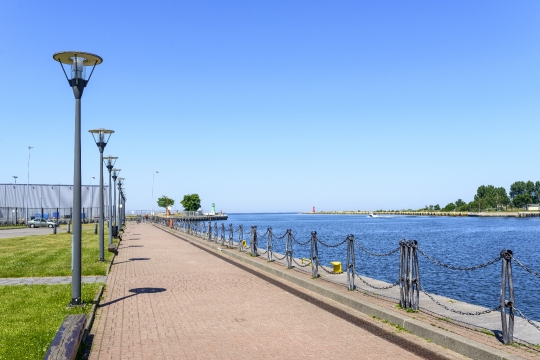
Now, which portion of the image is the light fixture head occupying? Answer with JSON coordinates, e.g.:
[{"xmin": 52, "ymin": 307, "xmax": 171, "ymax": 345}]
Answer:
[
  {"xmin": 103, "ymin": 155, "xmax": 118, "ymax": 170},
  {"xmin": 88, "ymin": 128, "xmax": 114, "ymax": 152},
  {"xmin": 53, "ymin": 51, "xmax": 103, "ymax": 81}
]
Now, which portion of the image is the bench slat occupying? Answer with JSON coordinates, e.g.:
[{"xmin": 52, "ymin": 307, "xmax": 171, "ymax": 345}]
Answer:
[{"xmin": 43, "ymin": 314, "xmax": 86, "ymax": 360}]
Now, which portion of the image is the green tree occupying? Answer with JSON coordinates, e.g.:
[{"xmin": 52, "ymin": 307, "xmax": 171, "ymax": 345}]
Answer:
[
  {"xmin": 474, "ymin": 185, "xmax": 498, "ymax": 209},
  {"xmin": 495, "ymin": 187, "xmax": 510, "ymax": 210},
  {"xmin": 455, "ymin": 199, "xmax": 466, "ymax": 208},
  {"xmin": 457, "ymin": 202, "xmax": 470, "ymax": 212},
  {"xmin": 443, "ymin": 203, "xmax": 456, "ymax": 211},
  {"xmin": 510, "ymin": 181, "xmax": 527, "ymax": 199},
  {"xmin": 509, "ymin": 181, "xmax": 535, "ymax": 209},
  {"xmin": 434, "ymin": 204, "xmax": 440, "ymax": 210},
  {"xmin": 513, "ymin": 193, "xmax": 532, "ymax": 209},
  {"xmin": 181, "ymin": 194, "xmax": 201, "ymax": 211},
  {"xmin": 157, "ymin": 195, "xmax": 175, "ymax": 209},
  {"xmin": 534, "ymin": 181, "xmax": 540, "ymax": 203}
]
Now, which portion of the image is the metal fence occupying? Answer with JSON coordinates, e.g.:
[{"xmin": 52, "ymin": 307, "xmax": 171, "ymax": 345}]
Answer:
[
  {"xmin": 0, "ymin": 206, "xmax": 109, "ymax": 224},
  {"xmin": 0, "ymin": 183, "xmax": 110, "ymax": 224}
]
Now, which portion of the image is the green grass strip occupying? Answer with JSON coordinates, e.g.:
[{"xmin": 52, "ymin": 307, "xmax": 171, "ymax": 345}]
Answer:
[
  {"xmin": 0, "ymin": 227, "xmax": 117, "ymax": 277},
  {"xmin": 0, "ymin": 283, "xmax": 102, "ymax": 360}
]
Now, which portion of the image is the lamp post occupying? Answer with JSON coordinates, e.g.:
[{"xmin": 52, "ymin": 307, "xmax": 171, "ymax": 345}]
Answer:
[
  {"xmin": 121, "ymin": 191, "xmax": 126, "ymax": 225},
  {"xmin": 117, "ymin": 178, "xmax": 124, "ymax": 225},
  {"xmin": 25, "ymin": 146, "xmax": 33, "ymax": 224},
  {"xmin": 103, "ymin": 156, "xmax": 117, "ymax": 246},
  {"xmin": 53, "ymin": 50, "xmax": 103, "ymax": 306},
  {"xmin": 90, "ymin": 176, "xmax": 95, "ymax": 220},
  {"xmin": 152, "ymin": 170, "xmax": 158, "ymax": 215},
  {"xmin": 89, "ymin": 129, "xmax": 114, "ymax": 261},
  {"xmin": 112, "ymin": 169, "xmax": 120, "ymax": 232},
  {"xmin": 12, "ymin": 175, "xmax": 17, "ymax": 184},
  {"xmin": 117, "ymin": 177, "xmax": 124, "ymax": 226}
]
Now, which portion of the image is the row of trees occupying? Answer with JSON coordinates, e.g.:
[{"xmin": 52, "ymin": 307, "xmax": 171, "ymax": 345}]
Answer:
[
  {"xmin": 157, "ymin": 194, "xmax": 201, "ymax": 211},
  {"xmin": 424, "ymin": 181, "xmax": 540, "ymax": 212}
]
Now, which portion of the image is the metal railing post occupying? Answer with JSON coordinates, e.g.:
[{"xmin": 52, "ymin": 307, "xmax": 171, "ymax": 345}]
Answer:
[
  {"xmin": 250, "ymin": 226, "xmax": 258, "ymax": 256},
  {"xmin": 220, "ymin": 223, "xmax": 225, "ymax": 246},
  {"xmin": 500, "ymin": 249, "xmax": 515, "ymax": 344},
  {"xmin": 310, "ymin": 231, "xmax": 319, "ymax": 278},
  {"xmin": 286, "ymin": 229, "xmax": 293, "ymax": 269},
  {"xmin": 346, "ymin": 235, "xmax": 355, "ymax": 290},
  {"xmin": 267, "ymin": 227, "xmax": 273, "ymax": 262}
]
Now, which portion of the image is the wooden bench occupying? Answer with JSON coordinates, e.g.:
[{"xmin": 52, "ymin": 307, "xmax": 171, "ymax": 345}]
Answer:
[{"xmin": 43, "ymin": 314, "xmax": 86, "ymax": 360}]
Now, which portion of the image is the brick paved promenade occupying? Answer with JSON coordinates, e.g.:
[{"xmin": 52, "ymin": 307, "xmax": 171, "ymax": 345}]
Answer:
[{"xmin": 87, "ymin": 223, "xmax": 465, "ymax": 359}]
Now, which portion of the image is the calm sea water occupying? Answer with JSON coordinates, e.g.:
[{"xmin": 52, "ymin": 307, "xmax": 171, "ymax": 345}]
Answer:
[{"xmin": 217, "ymin": 213, "xmax": 540, "ymax": 320}]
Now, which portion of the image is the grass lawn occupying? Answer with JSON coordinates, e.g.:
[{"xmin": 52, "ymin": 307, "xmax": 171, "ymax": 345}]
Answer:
[
  {"xmin": 0, "ymin": 227, "xmax": 118, "ymax": 278},
  {"xmin": 0, "ymin": 283, "xmax": 102, "ymax": 360}
]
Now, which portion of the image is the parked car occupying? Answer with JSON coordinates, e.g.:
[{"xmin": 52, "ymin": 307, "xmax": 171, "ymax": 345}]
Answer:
[{"xmin": 27, "ymin": 218, "xmax": 57, "ymax": 228}]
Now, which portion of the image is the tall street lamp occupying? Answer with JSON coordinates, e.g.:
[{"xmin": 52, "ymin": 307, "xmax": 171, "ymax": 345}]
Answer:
[
  {"xmin": 12, "ymin": 176, "xmax": 17, "ymax": 184},
  {"xmin": 53, "ymin": 50, "xmax": 103, "ymax": 306},
  {"xmin": 112, "ymin": 169, "xmax": 120, "ymax": 233},
  {"xmin": 117, "ymin": 178, "xmax": 124, "ymax": 225},
  {"xmin": 103, "ymin": 156, "xmax": 117, "ymax": 246},
  {"xmin": 90, "ymin": 176, "xmax": 95, "ymax": 220},
  {"xmin": 25, "ymin": 146, "xmax": 33, "ymax": 224},
  {"xmin": 152, "ymin": 170, "xmax": 158, "ymax": 215},
  {"xmin": 89, "ymin": 128, "xmax": 114, "ymax": 262}
]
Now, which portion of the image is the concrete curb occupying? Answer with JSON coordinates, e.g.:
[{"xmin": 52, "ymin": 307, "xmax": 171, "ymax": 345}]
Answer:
[
  {"xmin": 156, "ymin": 225, "xmax": 523, "ymax": 360},
  {"xmin": 82, "ymin": 285, "xmax": 104, "ymax": 342},
  {"xmin": 106, "ymin": 237, "xmax": 121, "ymax": 275}
]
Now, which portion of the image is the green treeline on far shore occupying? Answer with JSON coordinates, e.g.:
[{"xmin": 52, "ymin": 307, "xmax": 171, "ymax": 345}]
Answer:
[{"xmin": 390, "ymin": 181, "xmax": 540, "ymax": 213}]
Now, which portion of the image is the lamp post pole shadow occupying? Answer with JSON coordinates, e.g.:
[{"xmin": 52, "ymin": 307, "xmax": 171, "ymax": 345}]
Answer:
[{"xmin": 53, "ymin": 51, "xmax": 103, "ymax": 306}]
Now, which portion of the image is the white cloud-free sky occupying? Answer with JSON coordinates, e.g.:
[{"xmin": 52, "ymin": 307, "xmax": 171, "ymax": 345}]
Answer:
[{"xmin": 1, "ymin": 1, "xmax": 539, "ymax": 212}]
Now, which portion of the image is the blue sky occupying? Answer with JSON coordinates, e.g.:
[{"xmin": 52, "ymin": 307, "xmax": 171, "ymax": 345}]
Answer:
[{"xmin": 1, "ymin": 1, "xmax": 539, "ymax": 212}]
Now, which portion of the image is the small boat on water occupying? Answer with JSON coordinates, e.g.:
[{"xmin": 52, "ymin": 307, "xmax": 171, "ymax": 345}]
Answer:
[{"xmin": 368, "ymin": 212, "xmax": 378, "ymax": 218}]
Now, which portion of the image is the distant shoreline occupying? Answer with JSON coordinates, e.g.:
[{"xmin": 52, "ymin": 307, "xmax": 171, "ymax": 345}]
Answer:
[{"xmin": 302, "ymin": 211, "xmax": 540, "ymax": 218}]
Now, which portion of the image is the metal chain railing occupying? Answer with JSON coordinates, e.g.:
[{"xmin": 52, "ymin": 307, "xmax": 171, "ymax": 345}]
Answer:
[
  {"xmin": 513, "ymin": 257, "xmax": 540, "ymax": 280},
  {"xmin": 514, "ymin": 307, "xmax": 540, "ymax": 332},
  {"xmin": 354, "ymin": 239, "xmax": 400, "ymax": 257},
  {"xmin": 354, "ymin": 272, "xmax": 399, "ymax": 290},
  {"xmin": 292, "ymin": 234, "xmax": 311, "ymax": 246},
  {"xmin": 417, "ymin": 248, "xmax": 501, "ymax": 271},
  {"xmin": 418, "ymin": 283, "xmax": 500, "ymax": 315},
  {"xmin": 292, "ymin": 258, "xmax": 311, "ymax": 268},
  {"xmin": 316, "ymin": 236, "xmax": 348, "ymax": 248}
]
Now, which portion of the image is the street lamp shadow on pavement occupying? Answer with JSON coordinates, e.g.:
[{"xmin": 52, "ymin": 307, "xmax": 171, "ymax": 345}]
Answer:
[
  {"xmin": 98, "ymin": 287, "xmax": 166, "ymax": 308},
  {"xmin": 113, "ymin": 257, "xmax": 151, "ymax": 265}
]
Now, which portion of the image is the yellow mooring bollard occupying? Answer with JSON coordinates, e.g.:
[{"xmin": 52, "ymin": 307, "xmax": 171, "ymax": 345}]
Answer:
[
  {"xmin": 241, "ymin": 240, "xmax": 247, "ymax": 247},
  {"xmin": 301, "ymin": 258, "xmax": 312, "ymax": 266},
  {"xmin": 330, "ymin": 261, "xmax": 342, "ymax": 274}
]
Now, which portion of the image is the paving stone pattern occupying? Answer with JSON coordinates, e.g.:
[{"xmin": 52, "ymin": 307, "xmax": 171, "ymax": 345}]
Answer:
[{"xmin": 88, "ymin": 224, "xmax": 463, "ymax": 360}]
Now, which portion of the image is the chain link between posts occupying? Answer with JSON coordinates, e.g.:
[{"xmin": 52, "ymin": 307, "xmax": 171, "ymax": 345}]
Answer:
[
  {"xmin": 354, "ymin": 239, "xmax": 400, "ymax": 257},
  {"xmin": 417, "ymin": 248, "xmax": 501, "ymax": 270},
  {"xmin": 418, "ymin": 283, "xmax": 501, "ymax": 315}
]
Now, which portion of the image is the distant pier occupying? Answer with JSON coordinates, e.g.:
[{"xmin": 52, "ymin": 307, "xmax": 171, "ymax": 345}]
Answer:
[{"xmin": 303, "ymin": 210, "xmax": 540, "ymax": 218}]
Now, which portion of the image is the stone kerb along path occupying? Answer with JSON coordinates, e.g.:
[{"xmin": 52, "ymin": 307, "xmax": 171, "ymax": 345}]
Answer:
[{"xmin": 87, "ymin": 223, "xmax": 467, "ymax": 359}]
